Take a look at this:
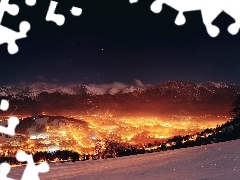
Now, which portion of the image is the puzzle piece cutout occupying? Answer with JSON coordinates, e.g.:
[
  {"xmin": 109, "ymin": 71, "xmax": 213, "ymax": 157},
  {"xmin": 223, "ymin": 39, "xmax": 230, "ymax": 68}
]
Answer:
[
  {"xmin": 0, "ymin": 99, "xmax": 49, "ymax": 180},
  {"xmin": 70, "ymin": 6, "xmax": 82, "ymax": 16},
  {"xmin": 132, "ymin": 0, "xmax": 240, "ymax": 37},
  {"xmin": 0, "ymin": 163, "xmax": 15, "ymax": 180},
  {"xmin": 0, "ymin": 0, "xmax": 32, "ymax": 54},
  {"xmin": 0, "ymin": 99, "xmax": 9, "ymax": 111},
  {"xmin": 0, "ymin": 0, "xmax": 82, "ymax": 54},
  {"xmin": 0, "ymin": 116, "xmax": 19, "ymax": 136},
  {"xmin": 25, "ymin": 0, "xmax": 37, "ymax": 6},
  {"xmin": 16, "ymin": 150, "xmax": 50, "ymax": 180},
  {"xmin": 0, "ymin": 100, "xmax": 19, "ymax": 136},
  {"xmin": 129, "ymin": 0, "xmax": 138, "ymax": 4},
  {"xmin": 46, "ymin": 1, "xmax": 65, "ymax": 26},
  {"xmin": 0, "ymin": 0, "xmax": 19, "ymax": 23},
  {"xmin": 0, "ymin": 99, "xmax": 18, "ymax": 180},
  {"xmin": 0, "ymin": 21, "xmax": 30, "ymax": 54},
  {"xmin": 46, "ymin": 1, "xmax": 82, "ymax": 25}
]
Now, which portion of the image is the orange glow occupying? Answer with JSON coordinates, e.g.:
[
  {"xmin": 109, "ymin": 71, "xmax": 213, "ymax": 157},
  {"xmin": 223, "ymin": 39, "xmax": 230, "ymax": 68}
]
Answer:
[{"xmin": 0, "ymin": 114, "xmax": 228, "ymax": 154}]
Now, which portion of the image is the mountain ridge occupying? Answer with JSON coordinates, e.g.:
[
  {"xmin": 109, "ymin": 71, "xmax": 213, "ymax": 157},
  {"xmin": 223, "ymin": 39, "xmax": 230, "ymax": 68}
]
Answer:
[{"xmin": 0, "ymin": 81, "xmax": 239, "ymax": 117}]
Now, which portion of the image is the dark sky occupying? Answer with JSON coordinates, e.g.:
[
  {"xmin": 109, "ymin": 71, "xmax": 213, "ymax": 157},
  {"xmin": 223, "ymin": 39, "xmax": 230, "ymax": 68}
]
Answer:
[{"xmin": 0, "ymin": 0, "xmax": 240, "ymax": 86}]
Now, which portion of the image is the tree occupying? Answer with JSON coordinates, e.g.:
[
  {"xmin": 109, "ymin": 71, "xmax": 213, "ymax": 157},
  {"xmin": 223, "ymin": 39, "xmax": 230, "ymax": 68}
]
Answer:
[{"xmin": 230, "ymin": 94, "xmax": 240, "ymax": 119}]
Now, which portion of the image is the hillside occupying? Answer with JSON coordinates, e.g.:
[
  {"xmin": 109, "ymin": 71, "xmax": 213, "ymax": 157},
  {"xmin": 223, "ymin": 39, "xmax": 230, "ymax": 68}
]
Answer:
[
  {"xmin": 8, "ymin": 139, "xmax": 240, "ymax": 180},
  {"xmin": 18, "ymin": 116, "xmax": 88, "ymax": 135}
]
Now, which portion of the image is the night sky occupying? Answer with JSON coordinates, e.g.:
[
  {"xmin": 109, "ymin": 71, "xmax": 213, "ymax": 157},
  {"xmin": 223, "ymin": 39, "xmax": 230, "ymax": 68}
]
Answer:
[{"xmin": 0, "ymin": 0, "xmax": 240, "ymax": 86}]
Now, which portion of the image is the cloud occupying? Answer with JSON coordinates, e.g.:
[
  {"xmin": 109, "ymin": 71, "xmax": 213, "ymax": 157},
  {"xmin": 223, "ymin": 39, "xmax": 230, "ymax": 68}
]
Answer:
[
  {"xmin": 18, "ymin": 80, "xmax": 28, "ymax": 86},
  {"xmin": 35, "ymin": 75, "xmax": 45, "ymax": 81},
  {"xmin": 87, "ymin": 82, "xmax": 130, "ymax": 92},
  {"xmin": 134, "ymin": 79, "xmax": 145, "ymax": 88},
  {"xmin": 146, "ymin": 83, "xmax": 153, "ymax": 87},
  {"xmin": 52, "ymin": 78, "xmax": 59, "ymax": 82}
]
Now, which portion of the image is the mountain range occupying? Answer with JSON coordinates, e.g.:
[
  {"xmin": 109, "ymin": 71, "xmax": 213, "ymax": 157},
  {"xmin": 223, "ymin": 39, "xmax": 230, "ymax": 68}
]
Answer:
[{"xmin": 0, "ymin": 81, "xmax": 239, "ymax": 117}]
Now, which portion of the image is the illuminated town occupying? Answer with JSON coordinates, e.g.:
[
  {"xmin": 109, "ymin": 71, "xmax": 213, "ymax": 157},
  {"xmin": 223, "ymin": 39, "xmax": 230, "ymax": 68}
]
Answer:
[{"xmin": 0, "ymin": 113, "xmax": 228, "ymax": 161}]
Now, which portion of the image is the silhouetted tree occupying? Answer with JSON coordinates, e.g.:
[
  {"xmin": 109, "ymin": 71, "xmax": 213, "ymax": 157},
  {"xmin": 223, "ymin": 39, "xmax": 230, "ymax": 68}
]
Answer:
[{"xmin": 230, "ymin": 94, "xmax": 240, "ymax": 119}]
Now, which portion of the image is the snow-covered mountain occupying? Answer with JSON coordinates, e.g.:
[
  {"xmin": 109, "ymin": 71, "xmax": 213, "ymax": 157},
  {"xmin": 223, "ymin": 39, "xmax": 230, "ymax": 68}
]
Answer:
[
  {"xmin": 1, "ymin": 81, "xmax": 239, "ymax": 99},
  {"xmin": 197, "ymin": 81, "xmax": 228, "ymax": 89},
  {"xmin": 119, "ymin": 86, "xmax": 138, "ymax": 94},
  {"xmin": 0, "ymin": 84, "xmax": 145, "ymax": 99},
  {"xmin": 0, "ymin": 81, "xmax": 239, "ymax": 116},
  {"xmin": 107, "ymin": 87, "xmax": 120, "ymax": 95}
]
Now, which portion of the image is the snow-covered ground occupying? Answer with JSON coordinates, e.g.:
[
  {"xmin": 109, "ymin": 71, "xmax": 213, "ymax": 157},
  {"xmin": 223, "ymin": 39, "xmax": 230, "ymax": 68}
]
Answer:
[{"xmin": 9, "ymin": 140, "xmax": 240, "ymax": 180}]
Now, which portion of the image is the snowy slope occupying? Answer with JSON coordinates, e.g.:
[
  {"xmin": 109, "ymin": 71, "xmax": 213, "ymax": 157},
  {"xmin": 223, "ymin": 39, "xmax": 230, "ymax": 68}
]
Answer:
[{"xmin": 8, "ymin": 139, "xmax": 240, "ymax": 180}]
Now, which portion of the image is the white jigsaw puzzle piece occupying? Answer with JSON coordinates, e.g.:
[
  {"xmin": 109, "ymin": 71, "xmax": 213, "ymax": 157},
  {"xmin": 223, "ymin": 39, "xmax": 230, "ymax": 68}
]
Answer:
[
  {"xmin": 0, "ymin": 116, "xmax": 19, "ymax": 136},
  {"xmin": 0, "ymin": 0, "xmax": 31, "ymax": 54},
  {"xmin": 0, "ymin": 21, "xmax": 30, "ymax": 54},
  {"xmin": 150, "ymin": 0, "xmax": 222, "ymax": 37},
  {"xmin": 0, "ymin": 0, "xmax": 19, "ymax": 23},
  {"xmin": 25, "ymin": 0, "xmax": 37, "ymax": 6},
  {"xmin": 0, "ymin": 163, "xmax": 15, "ymax": 180},
  {"xmin": 71, "ymin": 6, "xmax": 82, "ymax": 16},
  {"xmin": 0, "ymin": 99, "xmax": 9, "ymax": 111},
  {"xmin": 16, "ymin": 150, "xmax": 50, "ymax": 180},
  {"xmin": 129, "ymin": 0, "xmax": 138, "ymax": 4},
  {"xmin": 46, "ymin": 0, "xmax": 65, "ymax": 26},
  {"xmin": 132, "ymin": 0, "xmax": 240, "ymax": 37},
  {"xmin": 0, "ymin": 99, "xmax": 19, "ymax": 136}
]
